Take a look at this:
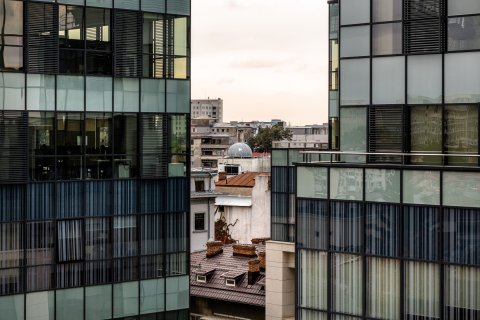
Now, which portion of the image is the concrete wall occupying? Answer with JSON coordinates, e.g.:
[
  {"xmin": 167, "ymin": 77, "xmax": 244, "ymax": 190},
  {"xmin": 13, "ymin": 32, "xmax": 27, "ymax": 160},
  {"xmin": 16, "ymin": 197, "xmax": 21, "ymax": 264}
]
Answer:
[
  {"xmin": 265, "ymin": 241, "xmax": 295, "ymax": 320},
  {"xmin": 191, "ymin": 199, "xmax": 216, "ymax": 252}
]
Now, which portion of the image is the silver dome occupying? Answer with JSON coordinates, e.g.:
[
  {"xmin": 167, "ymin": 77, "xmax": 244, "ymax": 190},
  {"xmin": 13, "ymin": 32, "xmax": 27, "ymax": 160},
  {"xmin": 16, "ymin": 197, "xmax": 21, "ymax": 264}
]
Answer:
[{"xmin": 227, "ymin": 143, "xmax": 253, "ymax": 158}]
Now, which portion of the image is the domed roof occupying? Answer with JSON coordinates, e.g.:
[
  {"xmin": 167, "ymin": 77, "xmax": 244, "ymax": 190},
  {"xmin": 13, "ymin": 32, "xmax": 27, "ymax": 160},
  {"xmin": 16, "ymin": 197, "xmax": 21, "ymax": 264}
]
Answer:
[{"xmin": 227, "ymin": 143, "xmax": 253, "ymax": 158}]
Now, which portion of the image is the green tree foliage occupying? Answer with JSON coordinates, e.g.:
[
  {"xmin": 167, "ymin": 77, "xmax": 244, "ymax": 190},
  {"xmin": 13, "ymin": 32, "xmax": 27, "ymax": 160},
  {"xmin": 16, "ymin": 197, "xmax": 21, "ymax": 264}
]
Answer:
[{"xmin": 247, "ymin": 124, "xmax": 293, "ymax": 153}]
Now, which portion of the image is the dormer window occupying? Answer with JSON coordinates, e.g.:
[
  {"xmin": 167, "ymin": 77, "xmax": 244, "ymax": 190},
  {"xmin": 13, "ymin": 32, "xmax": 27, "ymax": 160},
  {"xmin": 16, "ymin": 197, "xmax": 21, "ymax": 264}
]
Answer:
[
  {"xmin": 196, "ymin": 275, "xmax": 207, "ymax": 283},
  {"xmin": 225, "ymin": 278, "xmax": 236, "ymax": 287}
]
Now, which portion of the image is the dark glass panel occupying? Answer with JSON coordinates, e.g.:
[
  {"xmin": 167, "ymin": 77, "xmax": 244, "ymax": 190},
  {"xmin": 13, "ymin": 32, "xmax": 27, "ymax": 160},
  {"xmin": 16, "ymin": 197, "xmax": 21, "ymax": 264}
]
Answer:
[
  {"xmin": 113, "ymin": 257, "xmax": 138, "ymax": 282},
  {"xmin": 85, "ymin": 7, "xmax": 111, "ymax": 51},
  {"xmin": 0, "ymin": 222, "xmax": 23, "ymax": 268},
  {"xmin": 26, "ymin": 221, "xmax": 54, "ymax": 265},
  {"xmin": 331, "ymin": 201, "xmax": 363, "ymax": 253},
  {"xmin": 410, "ymin": 106, "xmax": 442, "ymax": 164},
  {"xmin": 165, "ymin": 212, "xmax": 187, "ymax": 253},
  {"xmin": 0, "ymin": 268, "xmax": 22, "ymax": 295},
  {"xmin": 57, "ymin": 219, "xmax": 84, "ymax": 262},
  {"xmin": 113, "ymin": 216, "xmax": 137, "ymax": 257},
  {"xmin": 404, "ymin": 206, "xmax": 440, "ymax": 261},
  {"xmin": 143, "ymin": 13, "xmax": 164, "ymax": 78},
  {"xmin": 86, "ymin": 156, "xmax": 112, "ymax": 179},
  {"xmin": 165, "ymin": 252, "xmax": 187, "ymax": 276},
  {"xmin": 0, "ymin": 184, "xmax": 25, "ymax": 222},
  {"xmin": 56, "ymin": 262, "xmax": 83, "ymax": 288},
  {"xmin": 366, "ymin": 203, "xmax": 400, "ymax": 257},
  {"xmin": 57, "ymin": 156, "xmax": 83, "ymax": 180},
  {"xmin": 141, "ymin": 215, "xmax": 163, "ymax": 255},
  {"xmin": 448, "ymin": 16, "xmax": 480, "ymax": 51},
  {"xmin": 30, "ymin": 157, "xmax": 56, "ymax": 181},
  {"xmin": 86, "ymin": 52, "xmax": 112, "ymax": 75},
  {"xmin": 0, "ymin": 111, "xmax": 28, "ymax": 183},
  {"xmin": 140, "ymin": 255, "xmax": 164, "ymax": 279},
  {"xmin": 59, "ymin": 49, "xmax": 85, "ymax": 74},
  {"xmin": 297, "ymin": 199, "xmax": 329, "ymax": 250},
  {"xmin": 85, "ymin": 260, "xmax": 112, "ymax": 285},
  {"xmin": 56, "ymin": 112, "xmax": 84, "ymax": 155},
  {"xmin": 194, "ymin": 213, "xmax": 204, "ymax": 231},
  {"xmin": 86, "ymin": 180, "xmax": 112, "ymax": 216},
  {"xmin": 272, "ymin": 193, "xmax": 288, "ymax": 224},
  {"xmin": 140, "ymin": 180, "xmax": 165, "ymax": 214},
  {"xmin": 166, "ymin": 178, "xmax": 187, "ymax": 212},
  {"xmin": 85, "ymin": 112, "xmax": 112, "ymax": 154},
  {"xmin": 56, "ymin": 181, "xmax": 83, "ymax": 218},
  {"xmin": 114, "ymin": 114, "xmax": 137, "ymax": 155},
  {"xmin": 29, "ymin": 112, "xmax": 55, "ymax": 175},
  {"xmin": 168, "ymin": 114, "xmax": 187, "ymax": 176},
  {"xmin": 444, "ymin": 208, "xmax": 480, "ymax": 266},
  {"xmin": 114, "ymin": 179, "xmax": 137, "ymax": 215},
  {"xmin": 59, "ymin": 5, "xmax": 84, "ymax": 49},
  {"xmin": 85, "ymin": 217, "xmax": 111, "ymax": 260},
  {"xmin": 141, "ymin": 114, "xmax": 167, "ymax": 178},
  {"xmin": 27, "ymin": 265, "xmax": 54, "ymax": 291}
]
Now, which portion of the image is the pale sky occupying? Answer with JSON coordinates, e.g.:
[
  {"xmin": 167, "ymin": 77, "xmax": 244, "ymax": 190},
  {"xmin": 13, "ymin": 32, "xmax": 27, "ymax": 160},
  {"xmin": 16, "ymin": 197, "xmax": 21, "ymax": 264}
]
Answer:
[{"xmin": 191, "ymin": 0, "xmax": 329, "ymax": 125}]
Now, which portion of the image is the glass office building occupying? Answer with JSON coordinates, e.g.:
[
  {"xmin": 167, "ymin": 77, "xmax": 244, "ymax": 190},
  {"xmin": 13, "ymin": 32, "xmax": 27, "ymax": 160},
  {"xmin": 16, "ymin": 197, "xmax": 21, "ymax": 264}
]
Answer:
[
  {"xmin": 273, "ymin": 0, "xmax": 480, "ymax": 319},
  {"xmin": 0, "ymin": 0, "xmax": 190, "ymax": 319}
]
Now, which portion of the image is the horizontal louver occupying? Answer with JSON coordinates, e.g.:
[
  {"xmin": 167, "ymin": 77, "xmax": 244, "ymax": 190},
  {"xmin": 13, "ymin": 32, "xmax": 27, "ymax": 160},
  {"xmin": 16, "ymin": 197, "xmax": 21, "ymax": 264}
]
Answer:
[
  {"xmin": 404, "ymin": 0, "xmax": 445, "ymax": 54},
  {"xmin": 167, "ymin": 0, "xmax": 190, "ymax": 15},
  {"xmin": 0, "ymin": 112, "xmax": 28, "ymax": 183},
  {"xmin": 141, "ymin": 114, "xmax": 167, "ymax": 178},
  {"xmin": 114, "ymin": 10, "xmax": 142, "ymax": 77},
  {"xmin": 368, "ymin": 107, "xmax": 404, "ymax": 163},
  {"xmin": 27, "ymin": 2, "xmax": 59, "ymax": 74}
]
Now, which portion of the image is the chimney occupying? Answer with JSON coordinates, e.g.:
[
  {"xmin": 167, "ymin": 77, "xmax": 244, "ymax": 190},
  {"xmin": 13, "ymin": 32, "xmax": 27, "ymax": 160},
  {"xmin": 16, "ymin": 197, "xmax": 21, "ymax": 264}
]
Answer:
[
  {"xmin": 258, "ymin": 251, "xmax": 266, "ymax": 271},
  {"xmin": 251, "ymin": 237, "xmax": 270, "ymax": 245},
  {"xmin": 232, "ymin": 244, "xmax": 257, "ymax": 257},
  {"xmin": 218, "ymin": 171, "xmax": 227, "ymax": 181},
  {"xmin": 206, "ymin": 241, "xmax": 223, "ymax": 258},
  {"xmin": 248, "ymin": 259, "xmax": 260, "ymax": 285}
]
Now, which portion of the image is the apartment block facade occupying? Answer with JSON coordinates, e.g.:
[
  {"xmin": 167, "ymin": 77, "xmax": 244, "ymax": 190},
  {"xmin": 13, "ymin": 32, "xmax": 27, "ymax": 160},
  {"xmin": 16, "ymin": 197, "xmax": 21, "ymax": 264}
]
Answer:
[
  {"xmin": 272, "ymin": 0, "xmax": 480, "ymax": 319},
  {"xmin": 0, "ymin": 0, "xmax": 190, "ymax": 319}
]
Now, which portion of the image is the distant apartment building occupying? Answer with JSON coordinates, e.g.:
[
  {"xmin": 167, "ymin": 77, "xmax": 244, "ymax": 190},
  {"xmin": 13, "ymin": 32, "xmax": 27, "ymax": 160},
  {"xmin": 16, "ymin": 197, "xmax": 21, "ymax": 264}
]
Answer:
[
  {"xmin": 191, "ymin": 98, "xmax": 223, "ymax": 123},
  {"xmin": 273, "ymin": 123, "xmax": 329, "ymax": 149}
]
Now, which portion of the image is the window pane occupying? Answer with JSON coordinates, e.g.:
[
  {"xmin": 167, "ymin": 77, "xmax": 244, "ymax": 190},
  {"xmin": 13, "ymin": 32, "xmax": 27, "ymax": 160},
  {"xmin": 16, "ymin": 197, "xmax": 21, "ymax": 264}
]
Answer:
[
  {"xmin": 26, "ymin": 221, "xmax": 54, "ymax": 265},
  {"xmin": 113, "ymin": 281, "xmax": 139, "ymax": 318},
  {"xmin": 372, "ymin": 0, "xmax": 402, "ymax": 22},
  {"xmin": 367, "ymin": 258, "xmax": 400, "ymax": 319},
  {"xmin": 57, "ymin": 220, "xmax": 83, "ymax": 262},
  {"xmin": 165, "ymin": 276, "xmax": 189, "ymax": 311},
  {"xmin": 403, "ymin": 170, "xmax": 440, "ymax": 205},
  {"xmin": 0, "ymin": 222, "xmax": 23, "ymax": 268},
  {"xmin": 0, "ymin": 294, "xmax": 24, "ymax": 320},
  {"xmin": 59, "ymin": 5, "xmax": 85, "ymax": 74},
  {"xmin": 299, "ymin": 250, "xmax": 328, "ymax": 310},
  {"xmin": 86, "ymin": 0, "xmax": 112, "ymax": 8},
  {"xmin": 445, "ymin": 52, "xmax": 480, "ymax": 103},
  {"xmin": 340, "ymin": 59, "xmax": 370, "ymax": 105},
  {"xmin": 448, "ymin": 0, "xmax": 480, "ymax": 16},
  {"xmin": 86, "ymin": 285, "xmax": 112, "ymax": 320},
  {"xmin": 404, "ymin": 206, "xmax": 440, "ymax": 261},
  {"xmin": 113, "ymin": 216, "xmax": 137, "ymax": 257},
  {"xmin": 445, "ymin": 105, "xmax": 478, "ymax": 165},
  {"xmin": 86, "ymin": 77, "xmax": 112, "ymax": 111},
  {"xmin": 366, "ymin": 203, "xmax": 400, "ymax": 257},
  {"xmin": 173, "ymin": 17, "xmax": 187, "ymax": 56},
  {"xmin": 443, "ymin": 172, "xmax": 480, "ymax": 208},
  {"xmin": 0, "ymin": 72, "xmax": 25, "ymax": 110},
  {"xmin": 114, "ymin": 0, "xmax": 139, "ymax": 10},
  {"xmin": 410, "ymin": 106, "xmax": 442, "ymax": 164},
  {"xmin": 140, "ymin": 279, "xmax": 165, "ymax": 314},
  {"xmin": 444, "ymin": 208, "xmax": 480, "ymax": 266},
  {"xmin": 166, "ymin": 80, "xmax": 189, "ymax": 113},
  {"xmin": 365, "ymin": 169, "xmax": 400, "ymax": 203},
  {"xmin": 56, "ymin": 112, "xmax": 84, "ymax": 155},
  {"xmin": 165, "ymin": 212, "xmax": 187, "ymax": 253},
  {"xmin": 85, "ymin": 112, "xmax": 112, "ymax": 155},
  {"xmin": 114, "ymin": 78, "xmax": 139, "ymax": 112},
  {"xmin": 141, "ymin": 79, "xmax": 166, "ymax": 112},
  {"xmin": 340, "ymin": 0, "xmax": 370, "ymax": 25},
  {"xmin": 27, "ymin": 74, "xmax": 55, "ymax": 111},
  {"xmin": 340, "ymin": 107, "xmax": 367, "ymax": 163},
  {"xmin": 141, "ymin": 215, "xmax": 163, "ymax": 255},
  {"xmin": 297, "ymin": 167, "xmax": 328, "ymax": 199},
  {"xmin": 86, "ymin": 8, "xmax": 111, "ymax": 51},
  {"xmin": 168, "ymin": 114, "xmax": 187, "ymax": 177},
  {"xmin": 330, "ymin": 168, "xmax": 363, "ymax": 200},
  {"xmin": 331, "ymin": 201, "xmax": 363, "ymax": 253},
  {"xmin": 372, "ymin": 57, "xmax": 405, "ymax": 104},
  {"xmin": 56, "ymin": 288, "xmax": 83, "ymax": 320},
  {"xmin": 0, "ymin": 267, "xmax": 22, "ymax": 295},
  {"xmin": 166, "ymin": 0, "xmax": 190, "ymax": 15},
  {"xmin": 340, "ymin": 26, "xmax": 370, "ymax": 58},
  {"xmin": 333, "ymin": 254, "xmax": 363, "ymax": 315},
  {"xmin": 407, "ymin": 55, "xmax": 442, "ymax": 104},
  {"xmin": 0, "ymin": 0, "xmax": 23, "ymax": 71},
  {"xmin": 445, "ymin": 266, "xmax": 480, "ymax": 318},
  {"xmin": 372, "ymin": 23, "xmax": 402, "ymax": 55},
  {"xmin": 405, "ymin": 262, "xmax": 440, "ymax": 319},
  {"xmin": 142, "ymin": 0, "xmax": 165, "ymax": 13},
  {"xmin": 297, "ymin": 200, "xmax": 328, "ymax": 250},
  {"xmin": 448, "ymin": 16, "xmax": 480, "ymax": 51},
  {"xmin": 26, "ymin": 291, "xmax": 54, "ymax": 320},
  {"xmin": 57, "ymin": 76, "xmax": 85, "ymax": 111},
  {"xmin": 86, "ymin": 217, "xmax": 111, "ymax": 260},
  {"xmin": 143, "ymin": 14, "xmax": 164, "ymax": 78}
]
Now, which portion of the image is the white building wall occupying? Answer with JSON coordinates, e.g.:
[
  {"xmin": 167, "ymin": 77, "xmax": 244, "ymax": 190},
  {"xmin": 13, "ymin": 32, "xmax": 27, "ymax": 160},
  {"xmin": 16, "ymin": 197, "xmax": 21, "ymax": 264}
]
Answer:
[{"xmin": 190, "ymin": 199, "xmax": 216, "ymax": 252}]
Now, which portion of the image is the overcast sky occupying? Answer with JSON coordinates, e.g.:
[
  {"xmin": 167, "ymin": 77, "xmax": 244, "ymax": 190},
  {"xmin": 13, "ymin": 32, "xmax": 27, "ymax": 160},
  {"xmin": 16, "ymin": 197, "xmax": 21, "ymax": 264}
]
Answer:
[{"xmin": 191, "ymin": 0, "xmax": 329, "ymax": 125}]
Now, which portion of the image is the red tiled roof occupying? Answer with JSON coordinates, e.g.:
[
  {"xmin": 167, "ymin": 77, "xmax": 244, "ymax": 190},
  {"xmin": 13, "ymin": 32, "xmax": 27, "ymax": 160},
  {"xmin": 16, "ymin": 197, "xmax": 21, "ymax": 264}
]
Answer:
[
  {"xmin": 215, "ymin": 172, "xmax": 269, "ymax": 188},
  {"xmin": 190, "ymin": 244, "xmax": 266, "ymax": 307}
]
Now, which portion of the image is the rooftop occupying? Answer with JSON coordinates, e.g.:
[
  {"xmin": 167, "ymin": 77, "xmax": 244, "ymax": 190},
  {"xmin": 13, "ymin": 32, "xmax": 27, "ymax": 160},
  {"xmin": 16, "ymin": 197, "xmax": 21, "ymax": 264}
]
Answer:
[
  {"xmin": 190, "ymin": 244, "xmax": 266, "ymax": 307},
  {"xmin": 216, "ymin": 172, "xmax": 270, "ymax": 188}
]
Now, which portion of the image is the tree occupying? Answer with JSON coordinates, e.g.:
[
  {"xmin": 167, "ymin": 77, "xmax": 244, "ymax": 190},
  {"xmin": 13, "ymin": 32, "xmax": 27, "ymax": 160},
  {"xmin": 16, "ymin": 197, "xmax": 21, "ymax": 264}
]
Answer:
[{"xmin": 247, "ymin": 123, "xmax": 293, "ymax": 153}]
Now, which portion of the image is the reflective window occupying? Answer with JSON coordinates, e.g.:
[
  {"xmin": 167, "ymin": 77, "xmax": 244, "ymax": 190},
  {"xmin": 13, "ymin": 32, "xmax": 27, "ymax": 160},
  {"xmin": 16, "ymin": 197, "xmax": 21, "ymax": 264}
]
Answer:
[
  {"xmin": 59, "ymin": 5, "xmax": 85, "ymax": 74},
  {"xmin": 372, "ymin": 23, "xmax": 402, "ymax": 55},
  {"xmin": 444, "ymin": 208, "xmax": 480, "ymax": 266},
  {"xmin": 340, "ymin": 26, "xmax": 370, "ymax": 58},
  {"xmin": 113, "ymin": 114, "xmax": 138, "ymax": 178},
  {"xmin": 445, "ymin": 265, "xmax": 480, "ymax": 319},
  {"xmin": 26, "ymin": 291, "xmax": 54, "ymax": 320},
  {"xmin": 0, "ymin": 0, "xmax": 23, "ymax": 71},
  {"xmin": 372, "ymin": 57, "xmax": 405, "ymax": 104},
  {"xmin": 445, "ymin": 52, "xmax": 480, "ymax": 103},
  {"xmin": 372, "ymin": 0, "xmax": 402, "ymax": 22},
  {"xmin": 168, "ymin": 114, "xmax": 187, "ymax": 177},
  {"xmin": 340, "ymin": 0, "xmax": 370, "ymax": 25},
  {"xmin": 27, "ymin": 74, "xmax": 56, "ymax": 111},
  {"xmin": 340, "ymin": 107, "xmax": 367, "ymax": 163},
  {"xmin": 367, "ymin": 258, "xmax": 400, "ymax": 319},
  {"xmin": 445, "ymin": 105, "xmax": 478, "ymax": 165},
  {"xmin": 407, "ymin": 55, "xmax": 442, "ymax": 104},
  {"xmin": 340, "ymin": 59, "xmax": 370, "ymax": 106},
  {"xmin": 366, "ymin": 203, "xmax": 400, "ymax": 257},
  {"xmin": 56, "ymin": 112, "xmax": 84, "ymax": 155},
  {"xmin": 443, "ymin": 172, "xmax": 480, "ymax": 208},
  {"xmin": 332, "ymin": 254, "xmax": 363, "ymax": 315},
  {"xmin": 143, "ymin": 13, "xmax": 165, "ymax": 78},
  {"xmin": 410, "ymin": 106, "xmax": 442, "ymax": 164},
  {"xmin": 405, "ymin": 262, "xmax": 440, "ymax": 319},
  {"xmin": 166, "ymin": 16, "xmax": 188, "ymax": 79},
  {"xmin": 448, "ymin": 0, "xmax": 480, "ymax": 16},
  {"xmin": 404, "ymin": 206, "xmax": 440, "ymax": 261},
  {"xmin": 365, "ymin": 169, "xmax": 400, "ymax": 203},
  {"xmin": 297, "ymin": 200, "xmax": 328, "ymax": 250},
  {"xmin": 86, "ymin": 7, "xmax": 112, "ymax": 75},
  {"xmin": 331, "ymin": 201, "xmax": 363, "ymax": 253},
  {"xmin": 298, "ymin": 250, "xmax": 328, "ymax": 310},
  {"xmin": 403, "ymin": 170, "xmax": 440, "ymax": 205},
  {"xmin": 448, "ymin": 16, "xmax": 480, "ymax": 51}
]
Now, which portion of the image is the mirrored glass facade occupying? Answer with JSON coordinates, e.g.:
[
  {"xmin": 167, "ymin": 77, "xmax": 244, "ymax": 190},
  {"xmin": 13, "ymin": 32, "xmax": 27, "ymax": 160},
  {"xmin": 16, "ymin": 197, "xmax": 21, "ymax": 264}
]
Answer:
[{"xmin": 0, "ymin": 0, "xmax": 190, "ymax": 319}]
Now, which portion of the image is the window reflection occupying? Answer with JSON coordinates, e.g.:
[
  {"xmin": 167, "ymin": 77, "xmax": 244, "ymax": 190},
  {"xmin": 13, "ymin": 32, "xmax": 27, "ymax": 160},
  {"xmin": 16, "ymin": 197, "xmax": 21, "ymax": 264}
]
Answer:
[
  {"xmin": 445, "ymin": 105, "xmax": 478, "ymax": 165},
  {"xmin": 0, "ymin": 0, "xmax": 23, "ymax": 71},
  {"xmin": 143, "ymin": 13, "xmax": 164, "ymax": 78},
  {"xmin": 86, "ymin": 8, "xmax": 111, "ymax": 75},
  {"xmin": 57, "ymin": 112, "xmax": 84, "ymax": 155},
  {"xmin": 59, "ymin": 5, "xmax": 85, "ymax": 74},
  {"xmin": 168, "ymin": 114, "xmax": 187, "ymax": 176},
  {"xmin": 114, "ymin": 114, "xmax": 138, "ymax": 178},
  {"xmin": 448, "ymin": 16, "xmax": 480, "ymax": 51},
  {"xmin": 410, "ymin": 106, "xmax": 442, "ymax": 164}
]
